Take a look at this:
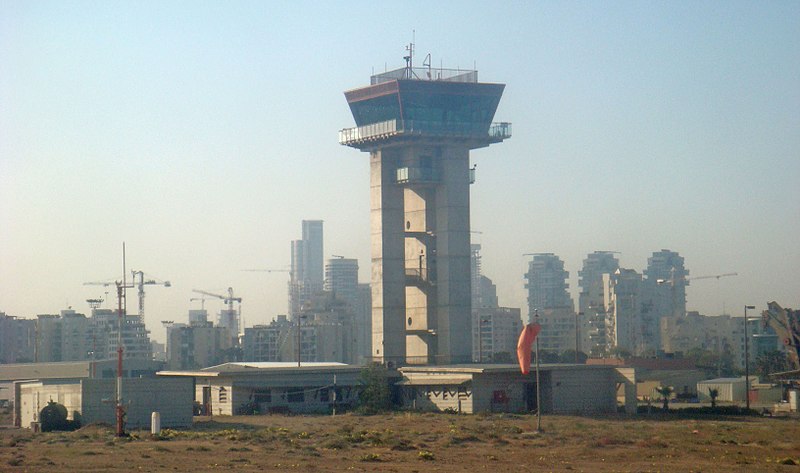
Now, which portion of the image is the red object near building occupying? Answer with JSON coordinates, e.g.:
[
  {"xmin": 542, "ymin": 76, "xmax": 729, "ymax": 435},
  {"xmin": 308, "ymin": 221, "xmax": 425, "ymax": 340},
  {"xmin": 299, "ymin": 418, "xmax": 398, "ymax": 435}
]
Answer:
[{"xmin": 516, "ymin": 323, "xmax": 541, "ymax": 375}]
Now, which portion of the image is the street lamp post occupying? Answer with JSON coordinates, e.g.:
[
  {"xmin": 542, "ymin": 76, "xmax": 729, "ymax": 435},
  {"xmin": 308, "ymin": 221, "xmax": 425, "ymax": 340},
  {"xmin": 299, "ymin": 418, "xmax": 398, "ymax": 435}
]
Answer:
[
  {"xmin": 575, "ymin": 312, "xmax": 584, "ymax": 363},
  {"xmin": 297, "ymin": 314, "xmax": 307, "ymax": 367},
  {"xmin": 534, "ymin": 309, "xmax": 542, "ymax": 432},
  {"xmin": 744, "ymin": 305, "xmax": 755, "ymax": 411}
]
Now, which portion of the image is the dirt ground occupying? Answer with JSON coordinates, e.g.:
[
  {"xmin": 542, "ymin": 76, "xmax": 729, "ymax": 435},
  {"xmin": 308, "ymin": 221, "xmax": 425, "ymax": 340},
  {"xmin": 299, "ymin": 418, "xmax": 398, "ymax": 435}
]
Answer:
[{"xmin": 0, "ymin": 410, "xmax": 798, "ymax": 472}]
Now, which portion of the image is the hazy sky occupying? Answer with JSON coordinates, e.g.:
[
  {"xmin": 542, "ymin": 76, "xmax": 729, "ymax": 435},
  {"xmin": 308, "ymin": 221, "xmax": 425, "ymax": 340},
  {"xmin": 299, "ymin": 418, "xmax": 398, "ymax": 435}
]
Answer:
[{"xmin": 2, "ymin": 1, "xmax": 798, "ymax": 343}]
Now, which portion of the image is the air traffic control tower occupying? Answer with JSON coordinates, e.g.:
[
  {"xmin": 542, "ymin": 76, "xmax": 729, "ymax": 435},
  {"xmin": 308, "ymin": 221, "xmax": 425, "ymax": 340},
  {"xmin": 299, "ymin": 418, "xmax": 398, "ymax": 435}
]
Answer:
[{"xmin": 340, "ymin": 53, "xmax": 510, "ymax": 365}]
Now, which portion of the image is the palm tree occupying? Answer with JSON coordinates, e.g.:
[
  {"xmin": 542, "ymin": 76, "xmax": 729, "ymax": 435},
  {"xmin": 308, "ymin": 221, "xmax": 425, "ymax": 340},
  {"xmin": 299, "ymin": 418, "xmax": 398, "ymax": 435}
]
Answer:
[
  {"xmin": 708, "ymin": 387, "xmax": 719, "ymax": 409},
  {"xmin": 654, "ymin": 386, "xmax": 674, "ymax": 412}
]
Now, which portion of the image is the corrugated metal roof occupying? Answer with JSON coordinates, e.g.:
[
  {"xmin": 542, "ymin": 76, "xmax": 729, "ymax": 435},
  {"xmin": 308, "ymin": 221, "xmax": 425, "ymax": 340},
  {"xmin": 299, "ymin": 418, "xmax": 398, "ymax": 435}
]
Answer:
[
  {"xmin": 397, "ymin": 375, "xmax": 472, "ymax": 386},
  {"xmin": 0, "ymin": 361, "xmax": 92, "ymax": 381},
  {"xmin": 160, "ymin": 362, "xmax": 359, "ymax": 377},
  {"xmin": 221, "ymin": 362, "xmax": 347, "ymax": 369}
]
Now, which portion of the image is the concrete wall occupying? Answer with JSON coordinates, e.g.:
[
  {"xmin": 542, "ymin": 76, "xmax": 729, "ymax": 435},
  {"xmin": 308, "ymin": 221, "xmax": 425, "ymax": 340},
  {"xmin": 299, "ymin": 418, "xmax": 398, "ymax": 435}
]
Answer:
[
  {"xmin": 403, "ymin": 384, "xmax": 474, "ymax": 413},
  {"xmin": 549, "ymin": 368, "xmax": 617, "ymax": 414},
  {"xmin": 472, "ymin": 372, "xmax": 529, "ymax": 413},
  {"xmin": 79, "ymin": 378, "xmax": 193, "ymax": 429},
  {"xmin": 371, "ymin": 147, "xmax": 406, "ymax": 365},
  {"xmin": 18, "ymin": 378, "xmax": 193, "ymax": 430}
]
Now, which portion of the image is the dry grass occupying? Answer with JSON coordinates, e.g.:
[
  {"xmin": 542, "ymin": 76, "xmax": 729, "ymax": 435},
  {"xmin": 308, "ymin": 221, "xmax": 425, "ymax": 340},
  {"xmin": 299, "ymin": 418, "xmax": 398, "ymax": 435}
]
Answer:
[{"xmin": 1, "ymin": 411, "xmax": 799, "ymax": 472}]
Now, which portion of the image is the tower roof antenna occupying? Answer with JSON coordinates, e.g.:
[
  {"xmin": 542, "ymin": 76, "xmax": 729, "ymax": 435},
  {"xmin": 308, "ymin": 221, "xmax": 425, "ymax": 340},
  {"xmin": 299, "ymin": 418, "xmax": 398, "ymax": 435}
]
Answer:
[
  {"xmin": 404, "ymin": 41, "xmax": 414, "ymax": 78},
  {"xmin": 404, "ymin": 30, "xmax": 417, "ymax": 79}
]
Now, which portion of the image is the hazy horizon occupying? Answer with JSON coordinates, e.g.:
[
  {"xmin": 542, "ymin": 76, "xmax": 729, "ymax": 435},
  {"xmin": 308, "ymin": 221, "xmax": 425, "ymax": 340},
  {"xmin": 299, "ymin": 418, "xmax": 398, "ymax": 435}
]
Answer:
[{"xmin": 2, "ymin": 1, "xmax": 798, "ymax": 343}]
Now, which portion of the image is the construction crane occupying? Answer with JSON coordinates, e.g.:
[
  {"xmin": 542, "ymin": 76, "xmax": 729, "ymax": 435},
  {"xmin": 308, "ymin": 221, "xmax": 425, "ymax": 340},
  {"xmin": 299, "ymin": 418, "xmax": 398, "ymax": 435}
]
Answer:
[
  {"xmin": 656, "ymin": 271, "xmax": 738, "ymax": 317},
  {"xmin": 190, "ymin": 297, "xmax": 209, "ymax": 310},
  {"xmin": 130, "ymin": 271, "xmax": 171, "ymax": 318},
  {"xmin": 192, "ymin": 287, "xmax": 242, "ymax": 310},
  {"xmin": 657, "ymin": 271, "xmax": 737, "ymax": 285},
  {"xmin": 241, "ymin": 268, "xmax": 290, "ymax": 273},
  {"xmin": 762, "ymin": 302, "xmax": 800, "ymax": 371},
  {"xmin": 688, "ymin": 272, "xmax": 738, "ymax": 282},
  {"xmin": 85, "ymin": 270, "xmax": 171, "ymax": 318},
  {"xmin": 192, "ymin": 287, "xmax": 242, "ymax": 330}
]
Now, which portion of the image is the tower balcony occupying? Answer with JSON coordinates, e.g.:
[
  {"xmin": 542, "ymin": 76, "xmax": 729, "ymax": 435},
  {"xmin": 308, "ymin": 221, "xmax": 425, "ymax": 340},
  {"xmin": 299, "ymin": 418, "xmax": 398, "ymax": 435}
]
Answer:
[
  {"xmin": 405, "ymin": 268, "xmax": 435, "ymax": 286},
  {"xmin": 339, "ymin": 119, "xmax": 511, "ymax": 148},
  {"xmin": 396, "ymin": 166, "xmax": 440, "ymax": 185}
]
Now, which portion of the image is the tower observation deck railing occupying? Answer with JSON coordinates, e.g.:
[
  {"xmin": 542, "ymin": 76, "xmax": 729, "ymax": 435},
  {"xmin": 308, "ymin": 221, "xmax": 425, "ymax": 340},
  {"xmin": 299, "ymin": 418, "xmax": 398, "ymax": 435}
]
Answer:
[
  {"xmin": 339, "ymin": 119, "xmax": 511, "ymax": 147},
  {"xmin": 371, "ymin": 67, "xmax": 478, "ymax": 85}
]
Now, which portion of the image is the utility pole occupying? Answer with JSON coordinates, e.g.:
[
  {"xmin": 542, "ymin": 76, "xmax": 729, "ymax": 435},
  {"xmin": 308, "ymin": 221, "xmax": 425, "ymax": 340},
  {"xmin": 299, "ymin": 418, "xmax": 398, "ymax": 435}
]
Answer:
[
  {"xmin": 115, "ymin": 243, "xmax": 134, "ymax": 437},
  {"xmin": 534, "ymin": 309, "xmax": 542, "ymax": 432},
  {"xmin": 296, "ymin": 314, "xmax": 306, "ymax": 367},
  {"xmin": 744, "ymin": 305, "xmax": 755, "ymax": 411},
  {"xmin": 575, "ymin": 312, "xmax": 583, "ymax": 363},
  {"xmin": 332, "ymin": 374, "xmax": 337, "ymax": 416}
]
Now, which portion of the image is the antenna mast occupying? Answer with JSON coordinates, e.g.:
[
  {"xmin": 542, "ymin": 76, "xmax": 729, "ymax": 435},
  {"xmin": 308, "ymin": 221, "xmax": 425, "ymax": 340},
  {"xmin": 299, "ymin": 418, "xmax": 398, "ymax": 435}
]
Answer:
[
  {"xmin": 115, "ymin": 242, "xmax": 128, "ymax": 437},
  {"xmin": 404, "ymin": 41, "xmax": 414, "ymax": 78}
]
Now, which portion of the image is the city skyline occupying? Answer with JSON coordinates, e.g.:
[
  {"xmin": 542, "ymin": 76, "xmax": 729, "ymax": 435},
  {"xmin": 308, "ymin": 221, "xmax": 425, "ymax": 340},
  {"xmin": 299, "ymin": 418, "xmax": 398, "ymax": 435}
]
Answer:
[{"xmin": 2, "ymin": 2, "xmax": 798, "ymax": 343}]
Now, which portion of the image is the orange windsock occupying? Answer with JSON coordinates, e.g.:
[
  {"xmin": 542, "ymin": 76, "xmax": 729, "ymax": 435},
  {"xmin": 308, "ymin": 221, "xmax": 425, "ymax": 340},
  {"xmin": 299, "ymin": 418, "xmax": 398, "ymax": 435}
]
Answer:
[{"xmin": 516, "ymin": 323, "xmax": 542, "ymax": 375}]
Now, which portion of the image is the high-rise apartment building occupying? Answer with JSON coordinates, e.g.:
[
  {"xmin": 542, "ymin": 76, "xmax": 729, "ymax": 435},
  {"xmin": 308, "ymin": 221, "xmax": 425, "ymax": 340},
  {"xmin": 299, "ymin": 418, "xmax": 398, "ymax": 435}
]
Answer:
[
  {"xmin": 475, "ymin": 307, "xmax": 523, "ymax": 362},
  {"xmin": 644, "ymin": 249, "xmax": 688, "ymax": 319},
  {"xmin": 603, "ymin": 268, "xmax": 658, "ymax": 355},
  {"xmin": 525, "ymin": 253, "xmax": 573, "ymax": 313},
  {"xmin": 579, "ymin": 251, "xmax": 620, "ymax": 356},
  {"xmin": 524, "ymin": 253, "xmax": 576, "ymax": 355},
  {"xmin": 244, "ymin": 293, "xmax": 358, "ymax": 364},
  {"xmin": 324, "ymin": 258, "xmax": 359, "ymax": 306},
  {"xmin": 471, "ymin": 244, "xmax": 499, "ymax": 310},
  {"xmin": 470, "ymin": 244, "xmax": 520, "ymax": 361},
  {"xmin": 164, "ymin": 320, "xmax": 234, "ymax": 370},
  {"xmin": 243, "ymin": 316, "xmax": 288, "ymax": 362},
  {"xmin": 341, "ymin": 53, "xmax": 510, "ymax": 365},
  {"xmin": 0, "ymin": 313, "xmax": 35, "ymax": 363},
  {"xmin": 324, "ymin": 257, "xmax": 372, "ymax": 363},
  {"xmin": 289, "ymin": 220, "xmax": 324, "ymax": 318},
  {"xmin": 660, "ymin": 312, "xmax": 747, "ymax": 371},
  {"xmin": 30, "ymin": 308, "xmax": 152, "ymax": 363},
  {"xmin": 89, "ymin": 308, "xmax": 153, "ymax": 360},
  {"xmin": 217, "ymin": 308, "xmax": 240, "ymax": 344}
]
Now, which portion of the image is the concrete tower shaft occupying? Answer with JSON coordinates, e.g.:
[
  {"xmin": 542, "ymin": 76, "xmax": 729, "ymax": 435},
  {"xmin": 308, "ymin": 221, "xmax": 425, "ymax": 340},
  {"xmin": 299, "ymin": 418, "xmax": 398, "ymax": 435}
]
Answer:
[{"xmin": 341, "ymin": 65, "xmax": 510, "ymax": 365}]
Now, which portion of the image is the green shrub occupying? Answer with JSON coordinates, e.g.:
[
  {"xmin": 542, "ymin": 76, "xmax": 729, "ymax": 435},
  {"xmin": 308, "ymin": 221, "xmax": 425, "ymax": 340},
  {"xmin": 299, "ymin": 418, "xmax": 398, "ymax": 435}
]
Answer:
[{"xmin": 356, "ymin": 364, "xmax": 393, "ymax": 414}]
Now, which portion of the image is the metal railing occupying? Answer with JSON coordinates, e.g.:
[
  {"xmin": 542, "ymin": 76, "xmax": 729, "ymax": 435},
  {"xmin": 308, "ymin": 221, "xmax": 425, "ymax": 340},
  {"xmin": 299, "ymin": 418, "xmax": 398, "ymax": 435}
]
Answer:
[
  {"xmin": 371, "ymin": 67, "xmax": 478, "ymax": 85},
  {"xmin": 338, "ymin": 119, "xmax": 399, "ymax": 144},
  {"xmin": 405, "ymin": 268, "xmax": 428, "ymax": 283},
  {"xmin": 339, "ymin": 119, "xmax": 512, "ymax": 146},
  {"xmin": 397, "ymin": 166, "xmax": 441, "ymax": 184}
]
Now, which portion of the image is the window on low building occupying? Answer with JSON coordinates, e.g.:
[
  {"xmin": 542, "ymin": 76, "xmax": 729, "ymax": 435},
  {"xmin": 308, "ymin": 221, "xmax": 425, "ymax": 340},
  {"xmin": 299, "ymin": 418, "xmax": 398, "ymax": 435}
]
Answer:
[
  {"xmin": 254, "ymin": 388, "xmax": 271, "ymax": 404},
  {"xmin": 287, "ymin": 388, "xmax": 304, "ymax": 403},
  {"xmin": 219, "ymin": 387, "xmax": 228, "ymax": 403}
]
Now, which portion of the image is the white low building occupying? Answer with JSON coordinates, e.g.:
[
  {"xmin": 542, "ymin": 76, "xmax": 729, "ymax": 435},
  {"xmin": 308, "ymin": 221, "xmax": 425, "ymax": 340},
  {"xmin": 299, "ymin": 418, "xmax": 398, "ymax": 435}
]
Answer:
[
  {"xmin": 398, "ymin": 364, "xmax": 636, "ymax": 415},
  {"xmin": 697, "ymin": 377, "xmax": 748, "ymax": 402},
  {"xmin": 158, "ymin": 362, "xmax": 364, "ymax": 415}
]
